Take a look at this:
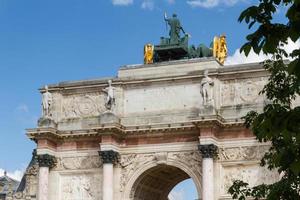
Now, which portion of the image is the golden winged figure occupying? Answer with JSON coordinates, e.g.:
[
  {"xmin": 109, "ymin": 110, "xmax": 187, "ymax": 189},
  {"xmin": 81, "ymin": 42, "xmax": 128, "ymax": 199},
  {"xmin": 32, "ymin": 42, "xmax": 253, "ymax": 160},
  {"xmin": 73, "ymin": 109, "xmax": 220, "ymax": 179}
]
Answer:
[
  {"xmin": 144, "ymin": 44, "xmax": 154, "ymax": 64},
  {"xmin": 213, "ymin": 34, "xmax": 227, "ymax": 65}
]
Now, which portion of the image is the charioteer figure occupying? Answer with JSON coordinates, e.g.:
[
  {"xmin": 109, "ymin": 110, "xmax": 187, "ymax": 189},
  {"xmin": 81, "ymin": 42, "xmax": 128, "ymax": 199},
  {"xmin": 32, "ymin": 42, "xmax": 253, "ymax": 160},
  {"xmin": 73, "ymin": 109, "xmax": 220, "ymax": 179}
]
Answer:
[{"xmin": 164, "ymin": 13, "xmax": 186, "ymax": 45}]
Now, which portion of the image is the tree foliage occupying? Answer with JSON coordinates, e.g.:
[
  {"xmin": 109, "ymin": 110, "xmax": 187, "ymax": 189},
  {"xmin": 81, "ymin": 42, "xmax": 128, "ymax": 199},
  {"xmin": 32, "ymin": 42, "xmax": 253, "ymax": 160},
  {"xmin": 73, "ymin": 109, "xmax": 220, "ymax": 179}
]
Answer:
[{"xmin": 228, "ymin": 0, "xmax": 300, "ymax": 199}]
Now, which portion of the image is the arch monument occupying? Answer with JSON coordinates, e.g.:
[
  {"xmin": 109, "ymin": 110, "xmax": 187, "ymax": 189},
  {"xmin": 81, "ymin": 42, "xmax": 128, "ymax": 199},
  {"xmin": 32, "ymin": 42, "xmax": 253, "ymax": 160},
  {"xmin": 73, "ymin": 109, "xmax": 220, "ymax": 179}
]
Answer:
[{"xmin": 11, "ymin": 58, "xmax": 283, "ymax": 200}]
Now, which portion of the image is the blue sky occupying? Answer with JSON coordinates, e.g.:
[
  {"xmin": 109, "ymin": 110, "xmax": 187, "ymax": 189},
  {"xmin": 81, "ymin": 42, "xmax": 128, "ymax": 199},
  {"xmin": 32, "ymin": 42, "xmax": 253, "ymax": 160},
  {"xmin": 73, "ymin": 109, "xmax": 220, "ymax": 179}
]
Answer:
[{"xmin": 0, "ymin": 0, "xmax": 291, "ymax": 198}]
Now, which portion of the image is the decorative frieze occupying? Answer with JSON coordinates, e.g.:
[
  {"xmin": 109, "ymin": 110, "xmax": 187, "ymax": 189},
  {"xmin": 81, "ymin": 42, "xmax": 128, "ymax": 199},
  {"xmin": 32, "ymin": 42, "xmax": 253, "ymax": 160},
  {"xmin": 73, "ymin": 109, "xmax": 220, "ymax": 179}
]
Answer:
[
  {"xmin": 37, "ymin": 154, "xmax": 56, "ymax": 168},
  {"xmin": 54, "ymin": 156, "xmax": 102, "ymax": 170},
  {"xmin": 218, "ymin": 145, "xmax": 270, "ymax": 161},
  {"xmin": 199, "ymin": 144, "xmax": 218, "ymax": 158},
  {"xmin": 99, "ymin": 150, "xmax": 119, "ymax": 164}
]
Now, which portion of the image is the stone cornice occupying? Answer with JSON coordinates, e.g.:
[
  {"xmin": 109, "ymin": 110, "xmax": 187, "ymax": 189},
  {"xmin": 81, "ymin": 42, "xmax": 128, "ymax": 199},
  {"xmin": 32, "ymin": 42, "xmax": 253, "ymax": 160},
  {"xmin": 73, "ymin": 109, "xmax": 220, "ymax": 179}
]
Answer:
[
  {"xmin": 43, "ymin": 61, "xmax": 266, "ymax": 92},
  {"xmin": 27, "ymin": 119, "xmax": 245, "ymax": 141}
]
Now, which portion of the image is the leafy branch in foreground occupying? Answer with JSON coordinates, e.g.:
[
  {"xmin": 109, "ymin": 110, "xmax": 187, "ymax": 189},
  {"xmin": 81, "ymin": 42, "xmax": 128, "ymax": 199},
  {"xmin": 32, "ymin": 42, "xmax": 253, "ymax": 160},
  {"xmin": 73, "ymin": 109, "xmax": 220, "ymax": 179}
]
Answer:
[{"xmin": 228, "ymin": 0, "xmax": 300, "ymax": 199}]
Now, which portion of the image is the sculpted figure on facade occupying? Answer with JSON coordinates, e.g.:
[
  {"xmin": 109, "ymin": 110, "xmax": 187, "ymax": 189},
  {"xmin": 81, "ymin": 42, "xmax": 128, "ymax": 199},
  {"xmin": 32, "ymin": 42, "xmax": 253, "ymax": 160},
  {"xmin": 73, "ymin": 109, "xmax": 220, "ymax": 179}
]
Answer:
[
  {"xmin": 200, "ymin": 70, "xmax": 214, "ymax": 106},
  {"xmin": 102, "ymin": 80, "xmax": 116, "ymax": 111},
  {"xmin": 61, "ymin": 175, "xmax": 100, "ymax": 200},
  {"xmin": 41, "ymin": 85, "xmax": 52, "ymax": 118}
]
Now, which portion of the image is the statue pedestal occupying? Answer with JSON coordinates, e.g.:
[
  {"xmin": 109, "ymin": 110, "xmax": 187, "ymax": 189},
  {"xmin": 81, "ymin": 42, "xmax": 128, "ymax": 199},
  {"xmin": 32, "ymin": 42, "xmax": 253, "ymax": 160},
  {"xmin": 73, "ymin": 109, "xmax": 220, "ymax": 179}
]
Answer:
[
  {"xmin": 99, "ymin": 112, "xmax": 120, "ymax": 124},
  {"xmin": 199, "ymin": 105, "xmax": 217, "ymax": 116},
  {"xmin": 38, "ymin": 117, "xmax": 57, "ymax": 128}
]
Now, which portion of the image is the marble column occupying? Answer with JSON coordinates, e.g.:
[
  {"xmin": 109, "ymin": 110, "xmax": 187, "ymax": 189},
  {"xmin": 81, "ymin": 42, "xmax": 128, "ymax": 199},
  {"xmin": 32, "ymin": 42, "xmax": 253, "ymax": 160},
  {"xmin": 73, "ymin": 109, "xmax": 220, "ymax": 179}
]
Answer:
[
  {"xmin": 199, "ymin": 144, "xmax": 218, "ymax": 200},
  {"xmin": 37, "ymin": 154, "xmax": 56, "ymax": 200},
  {"xmin": 99, "ymin": 150, "xmax": 119, "ymax": 200}
]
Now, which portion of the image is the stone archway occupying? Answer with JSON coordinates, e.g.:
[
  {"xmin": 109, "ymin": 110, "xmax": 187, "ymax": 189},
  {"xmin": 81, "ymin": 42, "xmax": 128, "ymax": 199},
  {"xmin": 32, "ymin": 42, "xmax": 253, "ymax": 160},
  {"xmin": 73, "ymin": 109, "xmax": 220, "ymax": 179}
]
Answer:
[
  {"xmin": 121, "ymin": 151, "xmax": 202, "ymax": 200},
  {"xmin": 131, "ymin": 164, "xmax": 193, "ymax": 200}
]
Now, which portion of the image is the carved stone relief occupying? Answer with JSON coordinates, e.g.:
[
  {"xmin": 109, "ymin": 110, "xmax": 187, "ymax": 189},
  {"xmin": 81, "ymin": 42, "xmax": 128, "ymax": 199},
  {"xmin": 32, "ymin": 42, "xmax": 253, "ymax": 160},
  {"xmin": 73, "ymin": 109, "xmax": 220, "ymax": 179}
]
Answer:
[
  {"xmin": 61, "ymin": 174, "xmax": 101, "ymax": 200},
  {"xmin": 54, "ymin": 156, "xmax": 102, "ymax": 170},
  {"xmin": 119, "ymin": 153, "xmax": 155, "ymax": 192},
  {"xmin": 221, "ymin": 82, "xmax": 237, "ymax": 106},
  {"xmin": 62, "ymin": 93, "xmax": 105, "ymax": 119},
  {"xmin": 218, "ymin": 145, "xmax": 270, "ymax": 161},
  {"xmin": 221, "ymin": 165, "xmax": 279, "ymax": 195},
  {"xmin": 168, "ymin": 151, "xmax": 202, "ymax": 177},
  {"xmin": 119, "ymin": 151, "xmax": 202, "ymax": 192},
  {"xmin": 240, "ymin": 81, "xmax": 259, "ymax": 103},
  {"xmin": 220, "ymin": 78, "xmax": 267, "ymax": 106}
]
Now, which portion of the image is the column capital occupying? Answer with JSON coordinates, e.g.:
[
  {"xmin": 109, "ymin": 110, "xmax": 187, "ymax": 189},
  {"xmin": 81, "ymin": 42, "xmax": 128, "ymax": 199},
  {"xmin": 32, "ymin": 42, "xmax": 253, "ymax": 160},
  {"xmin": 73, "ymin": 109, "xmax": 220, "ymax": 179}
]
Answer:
[
  {"xmin": 99, "ymin": 150, "xmax": 119, "ymax": 164},
  {"xmin": 37, "ymin": 154, "xmax": 56, "ymax": 168},
  {"xmin": 198, "ymin": 144, "xmax": 218, "ymax": 158}
]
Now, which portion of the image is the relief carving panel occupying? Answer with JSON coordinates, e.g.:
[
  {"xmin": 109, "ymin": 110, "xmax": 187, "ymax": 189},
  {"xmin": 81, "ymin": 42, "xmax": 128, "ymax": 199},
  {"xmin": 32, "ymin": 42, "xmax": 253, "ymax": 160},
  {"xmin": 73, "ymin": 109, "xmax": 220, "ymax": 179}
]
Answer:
[
  {"xmin": 55, "ymin": 156, "xmax": 102, "ymax": 170},
  {"xmin": 62, "ymin": 93, "xmax": 105, "ymax": 119},
  {"xmin": 221, "ymin": 165, "xmax": 279, "ymax": 195},
  {"xmin": 220, "ymin": 78, "xmax": 267, "ymax": 106},
  {"xmin": 219, "ymin": 145, "xmax": 270, "ymax": 161},
  {"xmin": 61, "ymin": 173, "xmax": 101, "ymax": 200}
]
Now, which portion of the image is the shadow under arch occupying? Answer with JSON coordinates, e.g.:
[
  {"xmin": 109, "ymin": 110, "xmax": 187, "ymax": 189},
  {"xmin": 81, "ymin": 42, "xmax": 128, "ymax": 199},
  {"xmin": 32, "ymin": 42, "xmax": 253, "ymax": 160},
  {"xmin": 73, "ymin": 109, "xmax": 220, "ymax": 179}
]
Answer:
[{"xmin": 122, "ymin": 160, "xmax": 201, "ymax": 200}]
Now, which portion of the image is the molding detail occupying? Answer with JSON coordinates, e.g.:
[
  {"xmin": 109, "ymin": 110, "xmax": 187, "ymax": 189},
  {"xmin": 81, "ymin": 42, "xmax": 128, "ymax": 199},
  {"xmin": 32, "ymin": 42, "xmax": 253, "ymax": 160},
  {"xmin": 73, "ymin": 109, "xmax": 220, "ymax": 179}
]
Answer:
[
  {"xmin": 198, "ymin": 144, "xmax": 218, "ymax": 158},
  {"xmin": 37, "ymin": 154, "xmax": 56, "ymax": 168},
  {"xmin": 99, "ymin": 150, "xmax": 119, "ymax": 164}
]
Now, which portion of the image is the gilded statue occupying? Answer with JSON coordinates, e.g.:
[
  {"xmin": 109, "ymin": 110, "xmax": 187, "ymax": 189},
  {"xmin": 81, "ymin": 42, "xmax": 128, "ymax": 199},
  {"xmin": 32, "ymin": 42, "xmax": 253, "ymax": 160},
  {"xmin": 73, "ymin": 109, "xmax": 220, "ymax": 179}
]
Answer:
[
  {"xmin": 144, "ymin": 44, "xmax": 154, "ymax": 64},
  {"xmin": 213, "ymin": 34, "xmax": 228, "ymax": 64}
]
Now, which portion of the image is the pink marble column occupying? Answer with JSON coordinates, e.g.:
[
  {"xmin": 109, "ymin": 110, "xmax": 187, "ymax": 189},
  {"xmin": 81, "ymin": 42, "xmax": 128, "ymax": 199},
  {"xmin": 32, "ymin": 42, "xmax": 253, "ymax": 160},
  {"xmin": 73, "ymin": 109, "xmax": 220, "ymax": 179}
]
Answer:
[
  {"xmin": 99, "ymin": 150, "xmax": 119, "ymax": 200},
  {"xmin": 199, "ymin": 144, "xmax": 218, "ymax": 200},
  {"xmin": 37, "ymin": 154, "xmax": 56, "ymax": 200}
]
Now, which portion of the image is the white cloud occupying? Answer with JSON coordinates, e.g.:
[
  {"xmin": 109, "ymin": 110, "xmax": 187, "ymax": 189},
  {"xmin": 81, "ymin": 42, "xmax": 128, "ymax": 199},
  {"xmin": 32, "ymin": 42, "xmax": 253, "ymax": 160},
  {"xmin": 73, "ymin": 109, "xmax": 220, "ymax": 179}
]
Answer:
[
  {"xmin": 0, "ymin": 168, "xmax": 24, "ymax": 181},
  {"xmin": 187, "ymin": 0, "xmax": 246, "ymax": 8},
  {"xmin": 187, "ymin": 0, "xmax": 219, "ymax": 8},
  {"xmin": 141, "ymin": 0, "xmax": 155, "ymax": 10},
  {"xmin": 225, "ymin": 38, "xmax": 300, "ymax": 66},
  {"xmin": 112, "ymin": 0, "xmax": 133, "ymax": 6},
  {"xmin": 168, "ymin": 189, "xmax": 185, "ymax": 200}
]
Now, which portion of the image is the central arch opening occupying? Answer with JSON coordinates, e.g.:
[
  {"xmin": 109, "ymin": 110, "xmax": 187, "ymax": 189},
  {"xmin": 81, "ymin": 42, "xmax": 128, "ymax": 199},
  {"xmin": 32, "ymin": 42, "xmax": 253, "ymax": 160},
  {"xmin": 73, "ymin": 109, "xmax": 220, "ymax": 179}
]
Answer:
[{"xmin": 131, "ymin": 164, "xmax": 198, "ymax": 200}]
